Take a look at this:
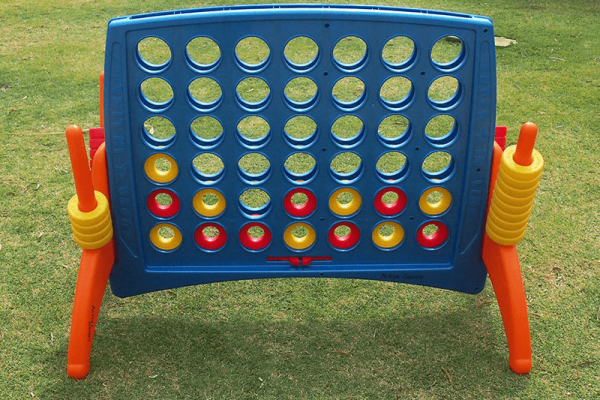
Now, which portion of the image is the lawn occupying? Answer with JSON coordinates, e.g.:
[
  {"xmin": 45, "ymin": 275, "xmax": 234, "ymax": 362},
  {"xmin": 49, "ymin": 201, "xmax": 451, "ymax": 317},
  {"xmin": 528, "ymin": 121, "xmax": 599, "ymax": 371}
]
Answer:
[{"xmin": 0, "ymin": 0, "xmax": 599, "ymax": 398}]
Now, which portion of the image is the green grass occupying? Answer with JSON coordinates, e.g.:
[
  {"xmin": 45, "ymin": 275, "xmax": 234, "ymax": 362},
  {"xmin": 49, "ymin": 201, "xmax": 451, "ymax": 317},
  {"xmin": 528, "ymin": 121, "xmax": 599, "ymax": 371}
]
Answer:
[{"xmin": 1, "ymin": 0, "xmax": 600, "ymax": 398}]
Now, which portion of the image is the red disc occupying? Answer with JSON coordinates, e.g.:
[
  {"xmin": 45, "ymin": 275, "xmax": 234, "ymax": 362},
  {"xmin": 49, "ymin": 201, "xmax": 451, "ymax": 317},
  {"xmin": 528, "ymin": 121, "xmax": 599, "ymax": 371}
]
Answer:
[
  {"xmin": 194, "ymin": 223, "xmax": 227, "ymax": 251},
  {"xmin": 283, "ymin": 188, "xmax": 317, "ymax": 217},
  {"xmin": 328, "ymin": 221, "xmax": 360, "ymax": 249},
  {"xmin": 239, "ymin": 222, "xmax": 272, "ymax": 251},
  {"xmin": 374, "ymin": 187, "xmax": 407, "ymax": 216},
  {"xmin": 147, "ymin": 189, "xmax": 181, "ymax": 218},
  {"xmin": 416, "ymin": 221, "xmax": 449, "ymax": 248}
]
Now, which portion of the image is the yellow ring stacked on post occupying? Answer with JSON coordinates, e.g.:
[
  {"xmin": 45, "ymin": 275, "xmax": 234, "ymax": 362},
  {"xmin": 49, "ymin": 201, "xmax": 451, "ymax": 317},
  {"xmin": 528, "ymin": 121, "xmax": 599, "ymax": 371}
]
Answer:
[
  {"xmin": 486, "ymin": 146, "xmax": 544, "ymax": 246},
  {"xmin": 67, "ymin": 191, "xmax": 113, "ymax": 249}
]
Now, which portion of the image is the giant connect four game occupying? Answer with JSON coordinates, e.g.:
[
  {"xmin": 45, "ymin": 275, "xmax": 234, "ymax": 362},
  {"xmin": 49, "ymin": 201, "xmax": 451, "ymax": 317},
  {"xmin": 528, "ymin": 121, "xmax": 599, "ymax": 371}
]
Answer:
[{"xmin": 64, "ymin": 4, "xmax": 544, "ymax": 379}]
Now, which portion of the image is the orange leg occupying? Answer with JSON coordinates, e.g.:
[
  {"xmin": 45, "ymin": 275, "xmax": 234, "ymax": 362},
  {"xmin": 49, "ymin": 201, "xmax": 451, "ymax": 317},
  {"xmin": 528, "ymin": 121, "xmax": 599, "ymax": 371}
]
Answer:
[
  {"xmin": 66, "ymin": 126, "xmax": 114, "ymax": 379},
  {"xmin": 482, "ymin": 234, "xmax": 532, "ymax": 374},
  {"xmin": 67, "ymin": 242, "xmax": 115, "ymax": 379}
]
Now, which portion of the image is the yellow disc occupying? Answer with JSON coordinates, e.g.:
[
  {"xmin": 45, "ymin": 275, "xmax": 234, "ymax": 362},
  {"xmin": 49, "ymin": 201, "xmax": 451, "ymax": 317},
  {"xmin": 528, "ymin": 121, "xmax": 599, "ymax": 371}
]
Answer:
[
  {"xmin": 493, "ymin": 183, "xmax": 538, "ymax": 208},
  {"xmin": 193, "ymin": 188, "xmax": 226, "ymax": 217},
  {"xmin": 419, "ymin": 187, "xmax": 452, "ymax": 216},
  {"xmin": 500, "ymin": 146, "xmax": 544, "ymax": 181},
  {"xmin": 487, "ymin": 201, "xmax": 532, "ymax": 224},
  {"xmin": 498, "ymin": 167, "xmax": 541, "ymax": 190},
  {"xmin": 496, "ymin": 176, "xmax": 539, "ymax": 199},
  {"xmin": 329, "ymin": 187, "xmax": 362, "ymax": 216},
  {"xmin": 490, "ymin": 193, "xmax": 534, "ymax": 216},
  {"xmin": 485, "ymin": 217, "xmax": 527, "ymax": 246},
  {"xmin": 150, "ymin": 223, "xmax": 183, "ymax": 251},
  {"xmin": 372, "ymin": 221, "xmax": 404, "ymax": 249},
  {"xmin": 144, "ymin": 153, "xmax": 179, "ymax": 183},
  {"xmin": 487, "ymin": 209, "xmax": 528, "ymax": 231},
  {"xmin": 283, "ymin": 222, "xmax": 316, "ymax": 250},
  {"xmin": 70, "ymin": 211, "xmax": 112, "ymax": 235},
  {"xmin": 67, "ymin": 191, "xmax": 110, "ymax": 227}
]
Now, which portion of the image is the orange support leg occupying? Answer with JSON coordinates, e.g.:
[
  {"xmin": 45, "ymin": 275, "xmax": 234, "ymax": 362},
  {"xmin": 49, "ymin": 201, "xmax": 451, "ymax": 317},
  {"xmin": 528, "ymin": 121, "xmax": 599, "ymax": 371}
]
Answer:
[
  {"xmin": 482, "ymin": 235, "xmax": 532, "ymax": 374},
  {"xmin": 67, "ymin": 242, "xmax": 115, "ymax": 379},
  {"xmin": 482, "ymin": 122, "xmax": 543, "ymax": 374},
  {"xmin": 65, "ymin": 125, "xmax": 114, "ymax": 379}
]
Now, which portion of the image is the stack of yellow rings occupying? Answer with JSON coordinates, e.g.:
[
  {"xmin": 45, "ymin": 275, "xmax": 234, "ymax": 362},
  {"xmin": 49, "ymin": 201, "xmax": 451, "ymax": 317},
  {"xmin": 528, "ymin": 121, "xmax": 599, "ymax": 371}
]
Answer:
[
  {"xmin": 486, "ymin": 146, "xmax": 544, "ymax": 245},
  {"xmin": 193, "ymin": 189, "xmax": 226, "ymax": 217},
  {"xmin": 67, "ymin": 191, "xmax": 113, "ymax": 250}
]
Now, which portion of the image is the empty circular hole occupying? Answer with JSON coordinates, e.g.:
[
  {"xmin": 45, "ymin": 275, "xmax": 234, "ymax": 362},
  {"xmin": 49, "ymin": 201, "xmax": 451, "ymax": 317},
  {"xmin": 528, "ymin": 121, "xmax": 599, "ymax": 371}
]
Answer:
[
  {"xmin": 192, "ymin": 153, "xmax": 225, "ymax": 184},
  {"xmin": 379, "ymin": 76, "xmax": 414, "ymax": 111},
  {"xmin": 190, "ymin": 116, "xmax": 223, "ymax": 149},
  {"xmin": 237, "ymin": 115, "xmax": 271, "ymax": 149},
  {"xmin": 283, "ymin": 116, "xmax": 318, "ymax": 149},
  {"xmin": 331, "ymin": 115, "xmax": 365, "ymax": 148},
  {"xmin": 239, "ymin": 188, "xmax": 271, "ymax": 219},
  {"xmin": 137, "ymin": 37, "xmax": 171, "ymax": 72},
  {"xmin": 237, "ymin": 153, "xmax": 271, "ymax": 185},
  {"xmin": 284, "ymin": 36, "xmax": 320, "ymax": 72},
  {"xmin": 428, "ymin": 76, "xmax": 461, "ymax": 109},
  {"xmin": 425, "ymin": 115, "xmax": 458, "ymax": 147},
  {"xmin": 333, "ymin": 36, "xmax": 368, "ymax": 72},
  {"xmin": 284, "ymin": 152, "xmax": 317, "ymax": 184},
  {"xmin": 284, "ymin": 77, "xmax": 319, "ymax": 112},
  {"xmin": 188, "ymin": 77, "xmax": 222, "ymax": 111},
  {"xmin": 235, "ymin": 36, "xmax": 271, "ymax": 72},
  {"xmin": 330, "ymin": 152, "xmax": 363, "ymax": 184},
  {"xmin": 332, "ymin": 77, "xmax": 366, "ymax": 111},
  {"xmin": 143, "ymin": 116, "xmax": 176, "ymax": 147},
  {"xmin": 140, "ymin": 78, "xmax": 174, "ymax": 111},
  {"xmin": 422, "ymin": 151, "xmax": 455, "ymax": 183},
  {"xmin": 376, "ymin": 152, "xmax": 409, "ymax": 184},
  {"xmin": 236, "ymin": 77, "xmax": 271, "ymax": 111},
  {"xmin": 377, "ymin": 115, "xmax": 411, "ymax": 148},
  {"xmin": 431, "ymin": 36, "xmax": 465, "ymax": 70},
  {"xmin": 186, "ymin": 36, "xmax": 221, "ymax": 72},
  {"xmin": 382, "ymin": 36, "xmax": 416, "ymax": 71}
]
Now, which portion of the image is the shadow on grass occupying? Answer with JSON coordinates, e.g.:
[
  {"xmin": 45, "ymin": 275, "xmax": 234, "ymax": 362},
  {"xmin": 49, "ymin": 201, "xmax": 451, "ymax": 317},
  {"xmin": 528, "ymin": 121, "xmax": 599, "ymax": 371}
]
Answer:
[{"xmin": 44, "ymin": 305, "xmax": 530, "ymax": 398}]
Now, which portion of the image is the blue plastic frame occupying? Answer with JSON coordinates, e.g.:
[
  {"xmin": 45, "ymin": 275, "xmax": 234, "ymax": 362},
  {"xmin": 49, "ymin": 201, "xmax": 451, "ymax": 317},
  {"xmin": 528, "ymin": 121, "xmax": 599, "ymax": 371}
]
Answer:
[{"xmin": 104, "ymin": 4, "xmax": 496, "ymax": 297}]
